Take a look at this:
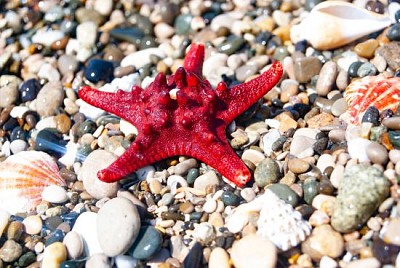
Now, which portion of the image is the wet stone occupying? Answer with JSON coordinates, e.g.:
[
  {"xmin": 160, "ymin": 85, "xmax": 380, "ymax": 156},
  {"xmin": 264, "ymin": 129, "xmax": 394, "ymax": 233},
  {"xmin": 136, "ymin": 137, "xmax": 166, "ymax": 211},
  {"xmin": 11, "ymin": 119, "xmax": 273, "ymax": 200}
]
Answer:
[
  {"xmin": 35, "ymin": 128, "xmax": 67, "ymax": 157},
  {"xmin": 303, "ymin": 178, "xmax": 320, "ymax": 205},
  {"xmin": 174, "ymin": 14, "xmax": 193, "ymax": 35},
  {"xmin": 128, "ymin": 226, "xmax": 162, "ymax": 260},
  {"xmin": 35, "ymin": 81, "xmax": 64, "ymax": 117},
  {"xmin": 362, "ymin": 106, "xmax": 380, "ymax": 126},
  {"xmin": 387, "ymin": 23, "xmax": 400, "ymax": 41},
  {"xmin": 218, "ymin": 36, "xmax": 246, "ymax": 55},
  {"xmin": 389, "ymin": 131, "xmax": 400, "ymax": 148},
  {"xmin": 19, "ymin": 78, "xmax": 41, "ymax": 102},
  {"xmin": 354, "ymin": 39, "xmax": 379, "ymax": 59},
  {"xmin": 220, "ymin": 191, "xmax": 241, "ymax": 207},
  {"xmin": 348, "ymin": 61, "xmax": 363, "ymax": 77},
  {"xmin": 268, "ymin": 183, "xmax": 299, "ymax": 207},
  {"xmin": 357, "ymin": 62, "xmax": 377, "ymax": 77},
  {"xmin": 84, "ymin": 59, "xmax": 114, "ymax": 84},
  {"xmin": 18, "ymin": 252, "xmax": 36, "ymax": 267}
]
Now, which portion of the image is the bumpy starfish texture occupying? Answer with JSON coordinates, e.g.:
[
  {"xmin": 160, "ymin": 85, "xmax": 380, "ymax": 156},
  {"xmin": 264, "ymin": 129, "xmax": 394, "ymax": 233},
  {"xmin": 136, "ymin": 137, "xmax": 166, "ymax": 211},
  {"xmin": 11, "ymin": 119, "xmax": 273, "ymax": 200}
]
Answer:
[{"xmin": 79, "ymin": 43, "xmax": 283, "ymax": 187}]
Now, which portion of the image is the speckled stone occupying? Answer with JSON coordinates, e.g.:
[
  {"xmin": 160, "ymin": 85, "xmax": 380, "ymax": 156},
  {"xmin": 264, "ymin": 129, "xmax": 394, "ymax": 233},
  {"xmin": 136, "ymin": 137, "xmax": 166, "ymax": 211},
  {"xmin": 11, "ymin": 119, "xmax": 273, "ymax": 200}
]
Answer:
[
  {"xmin": 0, "ymin": 240, "xmax": 22, "ymax": 262},
  {"xmin": 254, "ymin": 158, "xmax": 281, "ymax": 188},
  {"xmin": 331, "ymin": 165, "xmax": 390, "ymax": 233},
  {"xmin": 0, "ymin": 75, "xmax": 21, "ymax": 108}
]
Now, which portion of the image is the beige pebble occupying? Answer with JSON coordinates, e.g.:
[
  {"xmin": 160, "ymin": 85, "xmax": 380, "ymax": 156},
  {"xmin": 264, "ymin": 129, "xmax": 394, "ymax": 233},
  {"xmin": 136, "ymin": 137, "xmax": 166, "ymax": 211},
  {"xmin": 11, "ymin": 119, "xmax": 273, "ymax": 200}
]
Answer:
[
  {"xmin": 0, "ymin": 209, "xmax": 9, "ymax": 237},
  {"xmin": 241, "ymin": 149, "xmax": 265, "ymax": 166},
  {"xmin": 308, "ymin": 210, "xmax": 330, "ymax": 227},
  {"xmin": 301, "ymin": 224, "xmax": 344, "ymax": 262},
  {"xmin": 203, "ymin": 199, "xmax": 217, "ymax": 213},
  {"xmin": 383, "ymin": 218, "xmax": 400, "ymax": 246},
  {"xmin": 345, "ymin": 257, "xmax": 380, "ymax": 268},
  {"xmin": 41, "ymin": 242, "xmax": 67, "ymax": 268},
  {"xmin": 23, "ymin": 215, "xmax": 43, "ymax": 235},
  {"xmin": 288, "ymin": 158, "xmax": 310, "ymax": 174},
  {"xmin": 63, "ymin": 231, "xmax": 84, "ymax": 259},
  {"xmin": 366, "ymin": 142, "xmax": 388, "ymax": 165},
  {"xmin": 208, "ymin": 247, "xmax": 230, "ymax": 268},
  {"xmin": 354, "ymin": 39, "xmax": 379, "ymax": 59},
  {"xmin": 231, "ymin": 234, "xmax": 277, "ymax": 268},
  {"xmin": 312, "ymin": 194, "xmax": 336, "ymax": 211}
]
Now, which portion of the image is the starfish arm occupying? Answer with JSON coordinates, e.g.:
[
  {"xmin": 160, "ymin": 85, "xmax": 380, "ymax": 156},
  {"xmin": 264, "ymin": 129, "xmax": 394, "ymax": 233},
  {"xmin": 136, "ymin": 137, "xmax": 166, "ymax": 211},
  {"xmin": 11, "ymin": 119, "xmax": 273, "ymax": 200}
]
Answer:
[
  {"xmin": 188, "ymin": 139, "xmax": 251, "ymax": 187},
  {"xmin": 183, "ymin": 43, "xmax": 205, "ymax": 77},
  {"xmin": 216, "ymin": 61, "xmax": 283, "ymax": 122},
  {"xmin": 78, "ymin": 86, "xmax": 141, "ymax": 124}
]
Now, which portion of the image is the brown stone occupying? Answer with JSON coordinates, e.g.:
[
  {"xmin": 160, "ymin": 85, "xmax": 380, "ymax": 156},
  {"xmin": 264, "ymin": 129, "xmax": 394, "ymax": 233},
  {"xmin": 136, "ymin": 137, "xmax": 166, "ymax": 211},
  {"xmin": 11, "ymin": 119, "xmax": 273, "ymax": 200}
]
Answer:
[
  {"xmin": 354, "ymin": 39, "xmax": 379, "ymax": 59},
  {"xmin": 306, "ymin": 113, "xmax": 335, "ymax": 128}
]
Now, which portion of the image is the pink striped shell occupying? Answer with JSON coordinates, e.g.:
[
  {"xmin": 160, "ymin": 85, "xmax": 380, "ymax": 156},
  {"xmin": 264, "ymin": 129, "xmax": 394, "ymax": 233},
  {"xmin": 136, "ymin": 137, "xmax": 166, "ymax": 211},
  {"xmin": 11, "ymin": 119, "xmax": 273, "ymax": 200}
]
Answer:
[
  {"xmin": 0, "ymin": 151, "xmax": 66, "ymax": 214},
  {"xmin": 341, "ymin": 76, "xmax": 400, "ymax": 125}
]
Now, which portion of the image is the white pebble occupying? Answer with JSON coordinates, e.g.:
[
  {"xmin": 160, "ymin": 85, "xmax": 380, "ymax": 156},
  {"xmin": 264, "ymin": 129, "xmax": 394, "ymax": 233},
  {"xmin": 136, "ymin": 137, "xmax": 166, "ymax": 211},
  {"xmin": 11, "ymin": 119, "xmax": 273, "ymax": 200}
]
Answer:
[
  {"xmin": 0, "ymin": 209, "xmax": 9, "ymax": 237},
  {"xmin": 72, "ymin": 212, "xmax": 103, "ymax": 256},
  {"xmin": 203, "ymin": 199, "xmax": 217, "ymax": 213},
  {"xmin": 63, "ymin": 231, "xmax": 84, "ymax": 259},
  {"xmin": 114, "ymin": 255, "xmax": 138, "ymax": 268},
  {"xmin": 42, "ymin": 185, "xmax": 68, "ymax": 203},
  {"xmin": 347, "ymin": 138, "xmax": 372, "ymax": 162}
]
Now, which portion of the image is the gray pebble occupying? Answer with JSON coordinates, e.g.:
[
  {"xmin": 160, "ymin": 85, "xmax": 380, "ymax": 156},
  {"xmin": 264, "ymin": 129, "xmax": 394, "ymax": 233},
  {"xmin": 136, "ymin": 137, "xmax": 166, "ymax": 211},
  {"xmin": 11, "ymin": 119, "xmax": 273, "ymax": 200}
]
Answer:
[
  {"xmin": 331, "ymin": 98, "xmax": 348, "ymax": 117},
  {"xmin": 357, "ymin": 62, "xmax": 377, "ymax": 77},
  {"xmin": 294, "ymin": 57, "xmax": 322, "ymax": 83},
  {"xmin": 335, "ymin": 69, "xmax": 349, "ymax": 91},
  {"xmin": 235, "ymin": 65, "xmax": 258, "ymax": 82},
  {"xmin": 366, "ymin": 142, "xmax": 388, "ymax": 164},
  {"xmin": 174, "ymin": 159, "xmax": 198, "ymax": 176},
  {"xmin": 382, "ymin": 116, "xmax": 400, "ymax": 130},
  {"xmin": 0, "ymin": 240, "xmax": 22, "ymax": 262},
  {"xmin": 267, "ymin": 183, "xmax": 299, "ymax": 207},
  {"xmin": 316, "ymin": 61, "xmax": 338, "ymax": 96}
]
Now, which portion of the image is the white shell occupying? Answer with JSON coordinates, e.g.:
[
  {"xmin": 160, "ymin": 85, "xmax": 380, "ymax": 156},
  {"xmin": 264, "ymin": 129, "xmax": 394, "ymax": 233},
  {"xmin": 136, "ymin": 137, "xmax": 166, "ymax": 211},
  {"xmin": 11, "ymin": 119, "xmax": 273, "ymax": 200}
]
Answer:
[
  {"xmin": 290, "ymin": 1, "xmax": 392, "ymax": 50},
  {"xmin": 225, "ymin": 189, "xmax": 311, "ymax": 250}
]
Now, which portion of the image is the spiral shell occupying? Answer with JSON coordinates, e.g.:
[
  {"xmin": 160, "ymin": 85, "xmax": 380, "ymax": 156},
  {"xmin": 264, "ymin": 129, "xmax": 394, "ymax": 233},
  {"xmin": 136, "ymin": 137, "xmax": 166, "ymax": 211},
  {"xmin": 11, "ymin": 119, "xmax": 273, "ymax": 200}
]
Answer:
[
  {"xmin": 0, "ymin": 151, "xmax": 66, "ymax": 214},
  {"xmin": 341, "ymin": 76, "xmax": 400, "ymax": 125}
]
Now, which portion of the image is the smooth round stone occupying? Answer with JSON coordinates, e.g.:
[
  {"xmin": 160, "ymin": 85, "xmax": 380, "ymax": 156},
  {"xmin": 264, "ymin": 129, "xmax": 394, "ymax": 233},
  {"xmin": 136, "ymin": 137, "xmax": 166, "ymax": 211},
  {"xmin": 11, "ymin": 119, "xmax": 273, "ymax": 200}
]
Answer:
[
  {"xmin": 220, "ymin": 191, "xmax": 241, "ymax": 207},
  {"xmin": 366, "ymin": 142, "xmax": 388, "ymax": 164},
  {"xmin": 316, "ymin": 61, "xmax": 337, "ymax": 97},
  {"xmin": 383, "ymin": 218, "xmax": 400, "ymax": 246},
  {"xmin": 114, "ymin": 255, "xmax": 138, "ymax": 268},
  {"xmin": 154, "ymin": 22, "xmax": 175, "ymax": 39},
  {"xmin": 58, "ymin": 55, "xmax": 79, "ymax": 75},
  {"xmin": 389, "ymin": 131, "xmax": 400, "ymax": 148},
  {"xmin": 0, "ymin": 75, "xmax": 21, "ymax": 108},
  {"xmin": 347, "ymin": 138, "xmax": 372, "ymax": 162},
  {"xmin": 303, "ymin": 178, "xmax": 320, "ymax": 205},
  {"xmin": 235, "ymin": 65, "xmax": 258, "ymax": 82},
  {"xmin": 35, "ymin": 128, "xmax": 67, "ymax": 156},
  {"xmin": 19, "ymin": 78, "xmax": 41, "ymax": 102},
  {"xmin": 357, "ymin": 62, "xmax": 377, "ymax": 77},
  {"xmin": 387, "ymin": 23, "xmax": 400, "ymax": 41},
  {"xmin": 41, "ymin": 242, "xmax": 67, "ymax": 267},
  {"xmin": 203, "ymin": 199, "xmax": 217, "ymax": 213},
  {"xmin": 128, "ymin": 226, "xmax": 162, "ymax": 260},
  {"xmin": 110, "ymin": 27, "xmax": 145, "ymax": 44},
  {"xmin": 254, "ymin": 158, "xmax": 281, "ymax": 188},
  {"xmin": 18, "ymin": 252, "xmax": 36, "ymax": 267},
  {"xmin": 10, "ymin": 139, "xmax": 28, "ymax": 154},
  {"xmin": 193, "ymin": 171, "xmax": 219, "ymax": 192},
  {"xmin": 161, "ymin": 193, "xmax": 174, "ymax": 206},
  {"xmin": 54, "ymin": 114, "xmax": 72, "ymax": 134},
  {"xmin": 174, "ymin": 158, "xmax": 197, "ymax": 176},
  {"xmin": 209, "ymin": 247, "xmax": 230, "ymax": 268},
  {"xmin": 241, "ymin": 149, "xmax": 265, "ymax": 166},
  {"xmin": 331, "ymin": 97, "xmax": 347, "ymax": 117},
  {"xmin": 383, "ymin": 116, "xmax": 400, "ymax": 130},
  {"xmin": 231, "ymin": 234, "xmax": 277, "ymax": 268},
  {"xmin": 84, "ymin": 59, "xmax": 114, "ymax": 83},
  {"xmin": 174, "ymin": 14, "xmax": 193, "ymax": 35},
  {"xmin": 347, "ymin": 61, "xmax": 363, "ymax": 77},
  {"xmin": 389, "ymin": 149, "xmax": 400, "ymax": 163},
  {"xmin": 23, "ymin": 215, "xmax": 43, "ymax": 235},
  {"xmin": 7, "ymin": 221, "xmax": 24, "ymax": 240},
  {"xmin": 316, "ymin": 154, "xmax": 335, "ymax": 174},
  {"xmin": 288, "ymin": 158, "xmax": 310, "ymax": 174},
  {"xmin": 336, "ymin": 69, "xmax": 349, "ymax": 91},
  {"xmin": 362, "ymin": 106, "xmax": 380, "ymax": 126},
  {"xmin": 267, "ymin": 183, "xmax": 299, "ymax": 206},
  {"xmin": 80, "ymin": 150, "xmax": 119, "ymax": 199},
  {"xmin": 0, "ymin": 240, "xmax": 22, "ymax": 262},
  {"xmin": 354, "ymin": 39, "xmax": 379, "ymax": 59},
  {"xmin": 42, "ymin": 185, "xmax": 68, "ymax": 204},
  {"xmin": 63, "ymin": 231, "xmax": 83, "ymax": 259},
  {"xmin": 301, "ymin": 224, "xmax": 344, "ymax": 261},
  {"xmin": 35, "ymin": 81, "xmax": 64, "ymax": 117},
  {"xmin": 72, "ymin": 212, "xmax": 103, "ymax": 256},
  {"xmin": 94, "ymin": 0, "xmax": 113, "ymax": 15},
  {"xmin": 86, "ymin": 253, "xmax": 112, "ymax": 268},
  {"xmin": 217, "ymin": 36, "xmax": 246, "ymax": 55},
  {"xmin": 97, "ymin": 197, "xmax": 140, "ymax": 257},
  {"xmin": 331, "ymin": 165, "xmax": 390, "ymax": 233},
  {"xmin": 294, "ymin": 57, "xmax": 322, "ymax": 83},
  {"xmin": 290, "ymin": 135, "xmax": 316, "ymax": 158}
]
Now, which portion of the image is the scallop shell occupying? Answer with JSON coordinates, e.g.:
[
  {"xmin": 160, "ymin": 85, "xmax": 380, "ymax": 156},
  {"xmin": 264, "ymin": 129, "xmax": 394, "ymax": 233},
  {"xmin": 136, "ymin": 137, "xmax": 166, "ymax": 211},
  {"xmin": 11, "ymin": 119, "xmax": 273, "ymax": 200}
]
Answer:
[
  {"xmin": 225, "ymin": 189, "xmax": 311, "ymax": 251},
  {"xmin": 0, "ymin": 151, "xmax": 66, "ymax": 214},
  {"xmin": 290, "ymin": 1, "xmax": 392, "ymax": 50},
  {"xmin": 341, "ymin": 76, "xmax": 400, "ymax": 125}
]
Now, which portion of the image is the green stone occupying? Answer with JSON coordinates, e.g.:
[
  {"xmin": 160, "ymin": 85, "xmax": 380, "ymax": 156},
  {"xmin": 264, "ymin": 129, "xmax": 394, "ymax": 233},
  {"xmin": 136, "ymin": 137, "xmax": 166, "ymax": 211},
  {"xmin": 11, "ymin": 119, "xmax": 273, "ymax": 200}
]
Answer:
[
  {"xmin": 273, "ymin": 46, "xmax": 289, "ymax": 61},
  {"xmin": 217, "ymin": 36, "xmax": 246, "ymax": 55},
  {"xmin": 331, "ymin": 164, "xmax": 390, "ymax": 233},
  {"xmin": 389, "ymin": 131, "xmax": 400, "ymax": 149},
  {"xmin": 18, "ymin": 252, "xmax": 36, "ymax": 267},
  {"xmin": 254, "ymin": 158, "xmax": 281, "ymax": 188},
  {"xmin": 129, "ymin": 226, "xmax": 162, "ymax": 260},
  {"xmin": 174, "ymin": 14, "xmax": 193, "ymax": 35},
  {"xmin": 220, "ymin": 191, "xmax": 241, "ymax": 206},
  {"xmin": 109, "ymin": 27, "xmax": 145, "ymax": 45},
  {"xmin": 370, "ymin": 126, "xmax": 387, "ymax": 142},
  {"xmin": 303, "ymin": 177, "xmax": 320, "ymax": 205},
  {"xmin": 267, "ymin": 183, "xmax": 299, "ymax": 207},
  {"xmin": 186, "ymin": 168, "xmax": 199, "ymax": 185}
]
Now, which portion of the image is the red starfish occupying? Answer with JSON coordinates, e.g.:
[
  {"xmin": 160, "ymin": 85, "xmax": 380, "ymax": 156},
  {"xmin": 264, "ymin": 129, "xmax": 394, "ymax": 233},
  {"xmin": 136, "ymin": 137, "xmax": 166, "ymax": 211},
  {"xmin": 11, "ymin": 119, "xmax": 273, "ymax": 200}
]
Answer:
[{"xmin": 79, "ymin": 43, "xmax": 282, "ymax": 187}]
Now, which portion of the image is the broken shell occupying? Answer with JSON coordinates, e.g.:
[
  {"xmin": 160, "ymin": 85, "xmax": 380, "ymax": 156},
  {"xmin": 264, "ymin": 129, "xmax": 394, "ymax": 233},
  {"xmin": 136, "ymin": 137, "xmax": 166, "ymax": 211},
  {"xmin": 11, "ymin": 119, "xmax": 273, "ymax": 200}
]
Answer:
[
  {"xmin": 341, "ymin": 76, "xmax": 400, "ymax": 125},
  {"xmin": 225, "ymin": 189, "xmax": 311, "ymax": 250},
  {"xmin": 290, "ymin": 1, "xmax": 392, "ymax": 50},
  {"xmin": 0, "ymin": 151, "xmax": 66, "ymax": 214}
]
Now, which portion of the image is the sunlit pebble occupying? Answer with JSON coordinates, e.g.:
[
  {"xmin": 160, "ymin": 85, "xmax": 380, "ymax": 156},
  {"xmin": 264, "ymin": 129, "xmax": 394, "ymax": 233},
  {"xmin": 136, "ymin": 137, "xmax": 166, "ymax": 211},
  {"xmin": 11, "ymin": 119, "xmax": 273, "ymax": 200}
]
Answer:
[{"xmin": 169, "ymin": 88, "xmax": 180, "ymax": 100}]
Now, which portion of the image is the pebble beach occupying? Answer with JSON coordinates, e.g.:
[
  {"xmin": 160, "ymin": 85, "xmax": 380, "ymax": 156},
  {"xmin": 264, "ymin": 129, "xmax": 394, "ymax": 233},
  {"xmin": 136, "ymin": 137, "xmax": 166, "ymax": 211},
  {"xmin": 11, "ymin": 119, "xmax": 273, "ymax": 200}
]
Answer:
[{"xmin": 1, "ymin": 0, "xmax": 400, "ymax": 267}]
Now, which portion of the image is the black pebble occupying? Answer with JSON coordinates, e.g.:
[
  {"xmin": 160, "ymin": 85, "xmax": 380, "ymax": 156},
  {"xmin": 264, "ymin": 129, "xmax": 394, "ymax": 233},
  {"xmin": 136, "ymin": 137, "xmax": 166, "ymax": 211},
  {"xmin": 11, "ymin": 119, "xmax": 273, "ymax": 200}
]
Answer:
[
  {"xmin": 84, "ymin": 59, "xmax": 114, "ymax": 83},
  {"xmin": 348, "ymin": 61, "xmax": 363, "ymax": 77},
  {"xmin": 387, "ymin": 23, "xmax": 400, "ymax": 41},
  {"xmin": 361, "ymin": 106, "xmax": 380, "ymax": 126},
  {"xmin": 35, "ymin": 128, "xmax": 67, "ymax": 157},
  {"xmin": 19, "ymin": 78, "xmax": 41, "ymax": 102}
]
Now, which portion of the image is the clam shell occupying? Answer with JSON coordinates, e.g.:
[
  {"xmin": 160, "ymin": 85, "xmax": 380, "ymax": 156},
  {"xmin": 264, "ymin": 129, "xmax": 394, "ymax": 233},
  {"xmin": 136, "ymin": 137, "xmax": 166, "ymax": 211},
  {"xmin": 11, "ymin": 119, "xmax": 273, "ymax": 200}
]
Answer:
[
  {"xmin": 290, "ymin": 1, "xmax": 391, "ymax": 50},
  {"xmin": 0, "ymin": 151, "xmax": 66, "ymax": 214},
  {"xmin": 341, "ymin": 76, "xmax": 400, "ymax": 125}
]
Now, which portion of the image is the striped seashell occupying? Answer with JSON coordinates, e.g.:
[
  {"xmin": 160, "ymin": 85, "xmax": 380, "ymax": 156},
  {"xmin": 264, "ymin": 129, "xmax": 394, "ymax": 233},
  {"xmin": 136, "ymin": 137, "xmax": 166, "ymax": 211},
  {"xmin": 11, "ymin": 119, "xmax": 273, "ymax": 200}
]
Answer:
[
  {"xmin": 341, "ymin": 76, "xmax": 400, "ymax": 125},
  {"xmin": 0, "ymin": 151, "xmax": 66, "ymax": 214}
]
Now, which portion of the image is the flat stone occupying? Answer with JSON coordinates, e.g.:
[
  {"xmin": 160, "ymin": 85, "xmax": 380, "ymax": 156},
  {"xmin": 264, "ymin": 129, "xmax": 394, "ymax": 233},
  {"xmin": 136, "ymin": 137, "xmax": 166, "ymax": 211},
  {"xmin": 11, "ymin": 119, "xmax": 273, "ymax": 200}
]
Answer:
[
  {"xmin": 42, "ymin": 185, "xmax": 68, "ymax": 204},
  {"xmin": 97, "ymin": 197, "xmax": 141, "ymax": 257}
]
